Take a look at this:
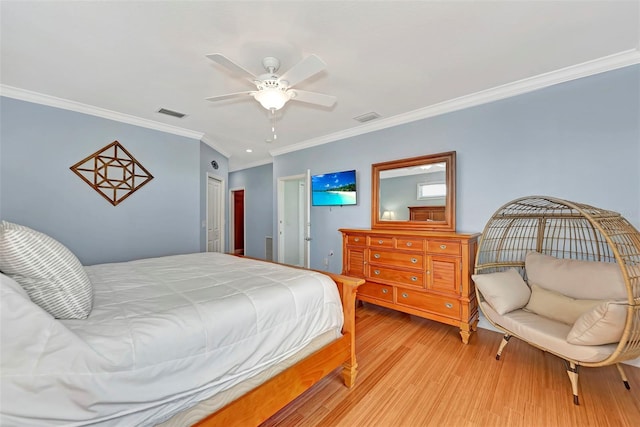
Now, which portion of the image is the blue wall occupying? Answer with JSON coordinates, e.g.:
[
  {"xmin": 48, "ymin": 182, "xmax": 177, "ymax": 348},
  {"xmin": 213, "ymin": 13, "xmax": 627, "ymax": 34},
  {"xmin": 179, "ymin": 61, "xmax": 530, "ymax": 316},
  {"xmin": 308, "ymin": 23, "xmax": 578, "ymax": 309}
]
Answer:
[
  {"xmin": 229, "ymin": 163, "xmax": 273, "ymax": 259},
  {"xmin": 267, "ymin": 65, "xmax": 640, "ymax": 273},
  {"xmin": 3, "ymin": 65, "xmax": 638, "ymax": 269},
  {"xmin": 0, "ymin": 97, "xmax": 227, "ymax": 265}
]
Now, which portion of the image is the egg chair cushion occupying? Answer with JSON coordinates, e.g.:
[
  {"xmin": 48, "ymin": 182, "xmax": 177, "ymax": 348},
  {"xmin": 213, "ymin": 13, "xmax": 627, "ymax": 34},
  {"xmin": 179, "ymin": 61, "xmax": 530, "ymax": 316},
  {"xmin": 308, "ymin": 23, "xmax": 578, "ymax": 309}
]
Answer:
[
  {"xmin": 567, "ymin": 301, "xmax": 627, "ymax": 345},
  {"xmin": 524, "ymin": 284, "xmax": 602, "ymax": 325},
  {"xmin": 472, "ymin": 268, "xmax": 531, "ymax": 315},
  {"xmin": 525, "ymin": 252, "xmax": 626, "ymax": 300}
]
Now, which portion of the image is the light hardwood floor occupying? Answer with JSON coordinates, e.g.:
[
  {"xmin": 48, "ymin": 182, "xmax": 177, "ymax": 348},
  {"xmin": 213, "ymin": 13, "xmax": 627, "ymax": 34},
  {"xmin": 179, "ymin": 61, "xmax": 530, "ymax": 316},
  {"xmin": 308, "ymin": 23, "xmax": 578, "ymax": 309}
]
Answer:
[{"xmin": 263, "ymin": 303, "xmax": 640, "ymax": 427}]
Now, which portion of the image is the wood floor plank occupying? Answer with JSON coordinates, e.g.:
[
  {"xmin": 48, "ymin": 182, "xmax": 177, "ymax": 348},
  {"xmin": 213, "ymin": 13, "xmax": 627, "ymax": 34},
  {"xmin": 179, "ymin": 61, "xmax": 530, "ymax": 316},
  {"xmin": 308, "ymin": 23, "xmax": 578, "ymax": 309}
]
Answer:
[{"xmin": 262, "ymin": 303, "xmax": 640, "ymax": 426}]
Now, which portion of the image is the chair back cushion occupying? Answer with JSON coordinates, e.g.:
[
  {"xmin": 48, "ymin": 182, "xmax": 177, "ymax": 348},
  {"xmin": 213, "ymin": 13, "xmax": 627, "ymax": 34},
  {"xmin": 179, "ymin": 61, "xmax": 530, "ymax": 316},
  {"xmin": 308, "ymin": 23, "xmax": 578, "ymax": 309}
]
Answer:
[
  {"xmin": 524, "ymin": 284, "xmax": 601, "ymax": 325},
  {"xmin": 525, "ymin": 252, "xmax": 627, "ymax": 300}
]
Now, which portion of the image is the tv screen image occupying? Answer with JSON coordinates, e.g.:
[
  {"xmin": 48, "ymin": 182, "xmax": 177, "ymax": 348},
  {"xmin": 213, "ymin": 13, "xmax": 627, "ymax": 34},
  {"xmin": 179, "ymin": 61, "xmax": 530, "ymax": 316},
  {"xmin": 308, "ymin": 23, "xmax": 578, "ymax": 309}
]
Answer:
[{"xmin": 311, "ymin": 169, "xmax": 357, "ymax": 206}]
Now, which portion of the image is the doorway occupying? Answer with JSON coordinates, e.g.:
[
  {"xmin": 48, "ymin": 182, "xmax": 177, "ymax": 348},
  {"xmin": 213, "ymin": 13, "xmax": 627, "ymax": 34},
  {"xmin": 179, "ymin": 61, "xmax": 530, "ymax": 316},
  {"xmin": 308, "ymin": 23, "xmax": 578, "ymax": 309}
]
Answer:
[
  {"xmin": 206, "ymin": 174, "xmax": 225, "ymax": 253},
  {"xmin": 277, "ymin": 171, "xmax": 311, "ymax": 268},
  {"xmin": 230, "ymin": 188, "xmax": 245, "ymax": 255}
]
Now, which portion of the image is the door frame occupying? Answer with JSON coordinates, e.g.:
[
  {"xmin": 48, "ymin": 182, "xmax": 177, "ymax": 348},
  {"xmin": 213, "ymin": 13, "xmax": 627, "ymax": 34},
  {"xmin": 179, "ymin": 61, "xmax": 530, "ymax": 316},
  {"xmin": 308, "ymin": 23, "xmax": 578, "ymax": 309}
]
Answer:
[
  {"xmin": 229, "ymin": 186, "xmax": 246, "ymax": 255},
  {"xmin": 276, "ymin": 171, "xmax": 311, "ymax": 268},
  {"xmin": 206, "ymin": 173, "xmax": 225, "ymax": 253}
]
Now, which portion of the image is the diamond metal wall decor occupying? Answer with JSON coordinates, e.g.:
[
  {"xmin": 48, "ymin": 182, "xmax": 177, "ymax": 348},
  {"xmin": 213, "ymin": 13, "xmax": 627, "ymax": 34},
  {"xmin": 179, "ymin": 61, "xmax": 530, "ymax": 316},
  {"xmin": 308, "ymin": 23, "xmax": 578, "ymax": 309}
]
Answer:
[{"xmin": 70, "ymin": 140, "xmax": 154, "ymax": 206}]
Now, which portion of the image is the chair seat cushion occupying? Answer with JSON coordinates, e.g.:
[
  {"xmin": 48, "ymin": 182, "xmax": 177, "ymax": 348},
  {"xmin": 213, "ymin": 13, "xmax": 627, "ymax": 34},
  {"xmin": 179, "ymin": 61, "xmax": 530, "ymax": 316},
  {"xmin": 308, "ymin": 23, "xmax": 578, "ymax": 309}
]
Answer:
[{"xmin": 481, "ymin": 301, "xmax": 617, "ymax": 363}]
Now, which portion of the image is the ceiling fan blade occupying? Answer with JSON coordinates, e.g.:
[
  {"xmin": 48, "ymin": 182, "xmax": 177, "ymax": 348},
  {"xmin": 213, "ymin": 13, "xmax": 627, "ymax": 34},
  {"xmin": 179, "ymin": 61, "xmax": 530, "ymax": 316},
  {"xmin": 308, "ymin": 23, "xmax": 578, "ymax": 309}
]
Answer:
[
  {"xmin": 289, "ymin": 90, "xmax": 337, "ymax": 107},
  {"xmin": 279, "ymin": 54, "xmax": 326, "ymax": 87},
  {"xmin": 206, "ymin": 91, "xmax": 254, "ymax": 102},
  {"xmin": 206, "ymin": 53, "xmax": 257, "ymax": 82}
]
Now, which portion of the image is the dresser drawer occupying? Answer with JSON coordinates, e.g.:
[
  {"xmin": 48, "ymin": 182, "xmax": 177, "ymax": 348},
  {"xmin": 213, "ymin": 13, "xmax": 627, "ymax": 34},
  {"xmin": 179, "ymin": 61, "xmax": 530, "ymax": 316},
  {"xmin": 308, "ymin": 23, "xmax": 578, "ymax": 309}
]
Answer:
[
  {"xmin": 369, "ymin": 265, "xmax": 424, "ymax": 287},
  {"xmin": 427, "ymin": 240, "xmax": 461, "ymax": 255},
  {"xmin": 395, "ymin": 238, "xmax": 425, "ymax": 251},
  {"xmin": 396, "ymin": 289, "xmax": 461, "ymax": 319},
  {"xmin": 368, "ymin": 236, "xmax": 395, "ymax": 248},
  {"xmin": 358, "ymin": 282, "xmax": 393, "ymax": 302},
  {"xmin": 369, "ymin": 249, "xmax": 423, "ymax": 269},
  {"xmin": 347, "ymin": 234, "xmax": 367, "ymax": 247}
]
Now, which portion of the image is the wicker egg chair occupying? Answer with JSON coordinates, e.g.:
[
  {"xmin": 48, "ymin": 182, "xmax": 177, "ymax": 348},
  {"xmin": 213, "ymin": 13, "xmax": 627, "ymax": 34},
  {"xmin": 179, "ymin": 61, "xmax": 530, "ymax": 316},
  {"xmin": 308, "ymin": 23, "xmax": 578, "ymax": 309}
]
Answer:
[{"xmin": 474, "ymin": 196, "xmax": 640, "ymax": 404}]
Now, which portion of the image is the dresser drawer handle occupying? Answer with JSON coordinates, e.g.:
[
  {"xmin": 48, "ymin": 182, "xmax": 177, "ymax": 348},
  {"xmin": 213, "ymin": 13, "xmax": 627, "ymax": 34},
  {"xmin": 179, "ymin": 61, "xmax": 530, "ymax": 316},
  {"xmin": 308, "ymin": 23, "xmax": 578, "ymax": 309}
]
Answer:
[
  {"xmin": 406, "ymin": 242, "xmax": 413, "ymax": 247},
  {"xmin": 378, "ymin": 240, "xmax": 384, "ymax": 244},
  {"xmin": 411, "ymin": 276, "xmax": 417, "ymax": 282},
  {"xmin": 354, "ymin": 237, "xmax": 360, "ymax": 242},
  {"xmin": 440, "ymin": 244, "xmax": 447, "ymax": 250},
  {"xmin": 410, "ymin": 257, "xmax": 417, "ymax": 264},
  {"xmin": 401, "ymin": 292, "xmax": 409, "ymax": 298},
  {"xmin": 445, "ymin": 302, "xmax": 453, "ymax": 309},
  {"xmin": 374, "ymin": 253, "xmax": 381, "ymax": 259},
  {"xmin": 381, "ymin": 288, "xmax": 389, "ymax": 294},
  {"xmin": 374, "ymin": 270, "xmax": 380, "ymax": 275}
]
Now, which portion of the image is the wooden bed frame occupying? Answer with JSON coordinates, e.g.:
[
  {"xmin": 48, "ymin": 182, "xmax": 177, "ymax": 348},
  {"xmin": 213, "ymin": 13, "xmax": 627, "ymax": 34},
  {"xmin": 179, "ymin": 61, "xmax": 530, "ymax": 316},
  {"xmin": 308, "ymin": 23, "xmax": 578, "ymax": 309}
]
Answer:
[{"xmin": 193, "ymin": 271, "xmax": 364, "ymax": 426}]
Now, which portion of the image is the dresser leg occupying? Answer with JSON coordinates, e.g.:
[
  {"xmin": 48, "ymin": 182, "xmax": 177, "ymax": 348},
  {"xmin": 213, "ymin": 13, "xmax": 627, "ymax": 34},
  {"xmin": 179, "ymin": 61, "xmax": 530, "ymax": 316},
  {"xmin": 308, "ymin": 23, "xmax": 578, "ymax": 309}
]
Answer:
[{"xmin": 459, "ymin": 324, "xmax": 474, "ymax": 344}]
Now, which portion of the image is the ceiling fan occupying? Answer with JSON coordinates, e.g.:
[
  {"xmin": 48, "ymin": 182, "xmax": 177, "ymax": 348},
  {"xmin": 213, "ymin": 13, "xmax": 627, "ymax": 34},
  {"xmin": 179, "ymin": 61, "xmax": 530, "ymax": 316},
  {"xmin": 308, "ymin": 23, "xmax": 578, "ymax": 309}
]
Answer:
[{"xmin": 205, "ymin": 53, "xmax": 337, "ymax": 112}]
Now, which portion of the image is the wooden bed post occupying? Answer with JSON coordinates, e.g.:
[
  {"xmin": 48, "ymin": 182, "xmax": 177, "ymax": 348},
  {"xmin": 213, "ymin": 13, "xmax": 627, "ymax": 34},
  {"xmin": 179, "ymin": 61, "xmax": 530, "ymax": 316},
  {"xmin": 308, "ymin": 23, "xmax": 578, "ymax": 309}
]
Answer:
[{"xmin": 326, "ymin": 272, "xmax": 364, "ymax": 388}]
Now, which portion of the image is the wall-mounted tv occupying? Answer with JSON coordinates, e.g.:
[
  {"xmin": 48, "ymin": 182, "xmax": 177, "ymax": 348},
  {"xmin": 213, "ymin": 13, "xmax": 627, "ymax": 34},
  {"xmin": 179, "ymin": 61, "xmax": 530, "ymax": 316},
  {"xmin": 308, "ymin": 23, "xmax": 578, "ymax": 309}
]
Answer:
[{"xmin": 311, "ymin": 169, "xmax": 357, "ymax": 206}]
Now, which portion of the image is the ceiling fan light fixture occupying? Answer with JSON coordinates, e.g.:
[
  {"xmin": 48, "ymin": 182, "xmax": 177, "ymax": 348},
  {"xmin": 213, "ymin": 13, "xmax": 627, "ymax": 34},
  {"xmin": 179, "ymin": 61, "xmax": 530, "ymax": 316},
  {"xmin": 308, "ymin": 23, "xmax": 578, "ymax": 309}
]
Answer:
[{"xmin": 253, "ymin": 88, "xmax": 291, "ymax": 110}]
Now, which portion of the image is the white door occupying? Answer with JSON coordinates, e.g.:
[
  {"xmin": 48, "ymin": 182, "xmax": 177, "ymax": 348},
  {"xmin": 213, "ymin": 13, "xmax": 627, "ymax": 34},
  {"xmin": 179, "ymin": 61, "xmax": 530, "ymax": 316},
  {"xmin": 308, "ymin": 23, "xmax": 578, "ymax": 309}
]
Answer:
[
  {"xmin": 277, "ymin": 172, "xmax": 311, "ymax": 268},
  {"xmin": 303, "ymin": 169, "xmax": 311, "ymax": 267},
  {"xmin": 207, "ymin": 175, "xmax": 224, "ymax": 252}
]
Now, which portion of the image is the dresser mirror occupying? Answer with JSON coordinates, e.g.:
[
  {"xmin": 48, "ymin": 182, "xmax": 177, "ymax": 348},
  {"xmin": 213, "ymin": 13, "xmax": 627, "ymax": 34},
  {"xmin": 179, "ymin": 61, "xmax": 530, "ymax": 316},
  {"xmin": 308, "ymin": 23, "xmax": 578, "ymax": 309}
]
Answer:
[{"xmin": 371, "ymin": 151, "xmax": 456, "ymax": 231}]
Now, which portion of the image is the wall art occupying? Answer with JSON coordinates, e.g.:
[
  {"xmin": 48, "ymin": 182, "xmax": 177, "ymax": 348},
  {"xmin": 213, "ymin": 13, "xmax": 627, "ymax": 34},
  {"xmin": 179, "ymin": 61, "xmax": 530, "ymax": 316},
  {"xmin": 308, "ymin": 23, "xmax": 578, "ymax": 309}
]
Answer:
[{"xmin": 70, "ymin": 140, "xmax": 154, "ymax": 206}]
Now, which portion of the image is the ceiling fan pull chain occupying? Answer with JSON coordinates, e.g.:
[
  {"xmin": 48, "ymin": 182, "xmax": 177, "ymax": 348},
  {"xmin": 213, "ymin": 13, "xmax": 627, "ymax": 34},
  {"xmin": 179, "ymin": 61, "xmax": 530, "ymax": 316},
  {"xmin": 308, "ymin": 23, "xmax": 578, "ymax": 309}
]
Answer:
[{"xmin": 271, "ymin": 108, "xmax": 277, "ymax": 140}]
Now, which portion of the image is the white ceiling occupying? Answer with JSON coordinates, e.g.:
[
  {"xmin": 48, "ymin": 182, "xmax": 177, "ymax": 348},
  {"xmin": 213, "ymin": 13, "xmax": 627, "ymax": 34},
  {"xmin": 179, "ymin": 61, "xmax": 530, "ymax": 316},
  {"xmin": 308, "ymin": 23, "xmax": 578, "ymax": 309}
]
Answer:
[{"xmin": 1, "ymin": 1, "xmax": 639, "ymax": 171}]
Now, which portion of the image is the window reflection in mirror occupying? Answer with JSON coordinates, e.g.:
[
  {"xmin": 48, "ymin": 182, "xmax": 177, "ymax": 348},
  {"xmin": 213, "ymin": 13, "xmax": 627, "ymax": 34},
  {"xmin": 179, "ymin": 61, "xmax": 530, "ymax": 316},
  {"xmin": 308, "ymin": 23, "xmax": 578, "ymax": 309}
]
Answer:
[{"xmin": 371, "ymin": 151, "xmax": 455, "ymax": 231}]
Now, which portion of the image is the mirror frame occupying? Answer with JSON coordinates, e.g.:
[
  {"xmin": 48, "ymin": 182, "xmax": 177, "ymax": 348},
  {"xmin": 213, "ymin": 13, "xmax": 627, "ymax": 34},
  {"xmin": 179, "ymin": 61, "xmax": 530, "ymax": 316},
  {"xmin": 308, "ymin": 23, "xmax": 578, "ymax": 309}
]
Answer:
[{"xmin": 371, "ymin": 151, "xmax": 456, "ymax": 232}]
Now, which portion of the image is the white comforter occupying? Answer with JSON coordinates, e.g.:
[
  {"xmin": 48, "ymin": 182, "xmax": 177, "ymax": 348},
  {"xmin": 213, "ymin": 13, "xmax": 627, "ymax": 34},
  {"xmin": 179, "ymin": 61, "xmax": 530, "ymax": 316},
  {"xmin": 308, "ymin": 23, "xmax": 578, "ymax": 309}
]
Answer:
[{"xmin": 0, "ymin": 253, "xmax": 344, "ymax": 426}]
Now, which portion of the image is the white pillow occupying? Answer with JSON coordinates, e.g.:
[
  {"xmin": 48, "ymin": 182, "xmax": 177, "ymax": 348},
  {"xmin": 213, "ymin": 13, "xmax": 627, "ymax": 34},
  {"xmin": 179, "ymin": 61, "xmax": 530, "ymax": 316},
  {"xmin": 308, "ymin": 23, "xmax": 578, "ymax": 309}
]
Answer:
[
  {"xmin": 524, "ymin": 284, "xmax": 601, "ymax": 325},
  {"xmin": 472, "ymin": 269, "xmax": 531, "ymax": 315},
  {"xmin": 0, "ymin": 221, "xmax": 93, "ymax": 319},
  {"xmin": 567, "ymin": 301, "xmax": 627, "ymax": 345}
]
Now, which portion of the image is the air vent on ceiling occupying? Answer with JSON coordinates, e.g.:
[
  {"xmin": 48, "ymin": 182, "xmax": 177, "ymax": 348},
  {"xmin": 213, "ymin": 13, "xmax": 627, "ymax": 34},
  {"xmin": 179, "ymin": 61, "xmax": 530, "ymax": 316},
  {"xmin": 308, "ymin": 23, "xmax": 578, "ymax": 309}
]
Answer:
[
  {"xmin": 157, "ymin": 108, "xmax": 186, "ymax": 118},
  {"xmin": 353, "ymin": 112, "xmax": 381, "ymax": 123}
]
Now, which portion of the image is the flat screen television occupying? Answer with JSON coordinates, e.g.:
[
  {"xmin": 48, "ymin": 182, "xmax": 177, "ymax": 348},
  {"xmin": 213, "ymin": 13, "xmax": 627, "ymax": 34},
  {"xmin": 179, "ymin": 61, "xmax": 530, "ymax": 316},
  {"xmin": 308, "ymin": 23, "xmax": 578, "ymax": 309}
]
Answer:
[{"xmin": 311, "ymin": 169, "xmax": 357, "ymax": 206}]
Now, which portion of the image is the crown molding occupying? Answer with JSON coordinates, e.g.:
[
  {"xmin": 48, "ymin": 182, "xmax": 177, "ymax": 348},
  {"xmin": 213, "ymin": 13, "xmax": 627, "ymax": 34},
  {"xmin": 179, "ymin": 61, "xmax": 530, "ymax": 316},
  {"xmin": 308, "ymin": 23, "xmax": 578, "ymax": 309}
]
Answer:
[
  {"xmin": 229, "ymin": 157, "xmax": 273, "ymax": 173},
  {"xmin": 270, "ymin": 49, "xmax": 640, "ymax": 157},
  {"xmin": 0, "ymin": 85, "xmax": 205, "ymax": 140},
  {"xmin": 200, "ymin": 135, "xmax": 232, "ymax": 158}
]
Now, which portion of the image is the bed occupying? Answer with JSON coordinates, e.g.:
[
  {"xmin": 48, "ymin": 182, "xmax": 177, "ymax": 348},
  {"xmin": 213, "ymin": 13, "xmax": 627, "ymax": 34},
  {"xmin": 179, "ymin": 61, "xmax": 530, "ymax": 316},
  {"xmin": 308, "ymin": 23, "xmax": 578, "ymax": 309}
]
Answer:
[{"xmin": 0, "ymin": 221, "xmax": 363, "ymax": 426}]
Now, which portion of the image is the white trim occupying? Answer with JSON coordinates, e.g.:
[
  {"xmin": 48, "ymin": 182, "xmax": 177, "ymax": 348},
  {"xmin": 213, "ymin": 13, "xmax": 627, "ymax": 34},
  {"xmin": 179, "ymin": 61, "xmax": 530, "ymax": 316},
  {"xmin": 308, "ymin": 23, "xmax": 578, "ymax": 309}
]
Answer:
[
  {"xmin": 201, "ymin": 134, "xmax": 232, "ymax": 159},
  {"xmin": 3, "ymin": 49, "xmax": 638, "ymax": 167},
  {"xmin": 229, "ymin": 157, "xmax": 273, "ymax": 173},
  {"xmin": 269, "ymin": 49, "xmax": 640, "ymax": 157},
  {"xmin": 0, "ymin": 84, "xmax": 205, "ymax": 140}
]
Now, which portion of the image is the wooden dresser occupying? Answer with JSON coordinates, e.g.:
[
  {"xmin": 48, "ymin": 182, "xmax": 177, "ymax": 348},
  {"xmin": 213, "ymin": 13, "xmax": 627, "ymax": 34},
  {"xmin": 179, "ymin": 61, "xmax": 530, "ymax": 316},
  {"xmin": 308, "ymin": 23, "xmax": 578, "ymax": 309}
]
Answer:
[{"xmin": 340, "ymin": 228, "xmax": 480, "ymax": 343}]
